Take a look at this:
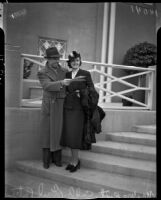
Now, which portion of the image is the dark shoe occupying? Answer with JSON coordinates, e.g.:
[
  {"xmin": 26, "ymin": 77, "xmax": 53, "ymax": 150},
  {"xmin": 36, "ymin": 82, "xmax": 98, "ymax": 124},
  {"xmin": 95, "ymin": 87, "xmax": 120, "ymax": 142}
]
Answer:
[
  {"xmin": 51, "ymin": 152, "xmax": 55, "ymax": 163},
  {"xmin": 52, "ymin": 150, "xmax": 62, "ymax": 167},
  {"xmin": 55, "ymin": 161, "xmax": 62, "ymax": 167},
  {"xmin": 70, "ymin": 160, "xmax": 80, "ymax": 173},
  {"xmin": 43, "ymin": 148, "xmax": 50, "ymax": 169},
  {"xmin": 65, "ymin": 163, "xmax": 74, "ymax": 170},
  {"xmin": 43, "ymin": 162, "xmax": 50, "ymax": 169}
]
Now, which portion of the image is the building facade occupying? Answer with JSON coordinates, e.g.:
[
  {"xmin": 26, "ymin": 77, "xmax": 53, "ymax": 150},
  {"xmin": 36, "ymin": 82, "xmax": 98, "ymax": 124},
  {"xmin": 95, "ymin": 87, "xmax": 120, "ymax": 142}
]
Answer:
[{"xmin": 3, "ymin": 2, "xmax": 158, "ymax": 106}]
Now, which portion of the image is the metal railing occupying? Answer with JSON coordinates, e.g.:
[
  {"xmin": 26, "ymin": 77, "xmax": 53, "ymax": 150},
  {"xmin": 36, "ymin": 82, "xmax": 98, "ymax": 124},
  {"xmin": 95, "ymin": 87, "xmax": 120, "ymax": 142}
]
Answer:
[{"xmin": 20, "ymin": 53, "xmax": 156, "ymax": 110}]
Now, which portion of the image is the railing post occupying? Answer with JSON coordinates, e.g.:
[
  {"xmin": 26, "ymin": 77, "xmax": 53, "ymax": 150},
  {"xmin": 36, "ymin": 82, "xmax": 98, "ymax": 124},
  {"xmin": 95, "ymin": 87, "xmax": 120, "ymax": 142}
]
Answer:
[
  {"xmin": 100, "ymin": 2, "xmax": 109, "ymax": 103},
  {"xmin": 19, "ymin": 56, "xmax": 25, "ymax": 106},
  {"xmin": 147, "ymin": 66, "xmax": 156, "ymax": 110},
  {"xmin": 147, "ymin": 68, "xmax": 155, "ymax": 110},
  {"xmin": 106, "ymin": 2, "xmax": 116, "ymax": 103}
]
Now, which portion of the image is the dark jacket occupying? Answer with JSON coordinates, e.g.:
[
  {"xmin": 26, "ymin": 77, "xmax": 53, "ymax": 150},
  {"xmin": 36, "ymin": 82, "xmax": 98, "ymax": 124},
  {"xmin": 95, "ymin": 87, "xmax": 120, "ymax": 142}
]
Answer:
[
  {"xmin": 64, "ymin": 69, "xmax": 94, "ymax": 110},
  {"xmin": 91, "ymin": 105, "xmax": 106, "ymax": 134},
  {"xmin": 62, "ymin": 69, "xmax": 105, "ymax": 150},
  {"xmin": 60, "ymin": 69, "xmax": 95, "ymax": 149},
  {"xmin": 80, "ymin": 87, "xmax": 105, "ymax": 150}
]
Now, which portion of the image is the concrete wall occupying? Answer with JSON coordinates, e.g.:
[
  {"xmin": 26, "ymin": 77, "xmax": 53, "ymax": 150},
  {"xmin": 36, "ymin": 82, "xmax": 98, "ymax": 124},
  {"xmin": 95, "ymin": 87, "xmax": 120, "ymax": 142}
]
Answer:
[
  {"xmin": 4, "ymin": 3, "xmax": 103, "ymax": 62},
  {"xmin": 5, "ymin": 108, "xmax": 42, "ymax": 169},
  {"xmin": 4, "ymin": 3, "xmax": 104, "ymax": 103},
  {"xmin": 5, "ymin": 107, "xmax": 156, "ymax": 169},
  {"xmin": 5, "ymin": 45, "xmax": 22, "ymax": 107}
]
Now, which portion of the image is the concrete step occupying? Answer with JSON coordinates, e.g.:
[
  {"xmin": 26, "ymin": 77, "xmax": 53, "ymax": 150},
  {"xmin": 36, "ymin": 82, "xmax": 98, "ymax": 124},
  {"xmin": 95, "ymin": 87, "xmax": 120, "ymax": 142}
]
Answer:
[
  {"xmin": 29, "ymin": 86, "xmax": 43, "ymax": 99},
  {"xmin": 5, "ymin": 169, "xmax": 99, "ymax": 198},
  {"xmin": 21, "ymin": 99, "xmax": 42, "ymax": 107},
  {"xmin": 62, "ymin": 149, "xmax": 156, "ymax": 181},
  {"xmin": 98, "ymin": 131, "xmax": 156, "ymax": 147},
  {"xmin": 91, "ymin": 141, "xmax": 156, "ymax": 161},
  {"xmin": 15, "ymin": 160, "xmax": 156, "ymax": 197},
  {"xmin": 98, "ymin": 102, "xmax": 123, "ymax": 108},
  {"xmin": 132, "ymin": 125, "xmax": 156, "ymax": 134}
]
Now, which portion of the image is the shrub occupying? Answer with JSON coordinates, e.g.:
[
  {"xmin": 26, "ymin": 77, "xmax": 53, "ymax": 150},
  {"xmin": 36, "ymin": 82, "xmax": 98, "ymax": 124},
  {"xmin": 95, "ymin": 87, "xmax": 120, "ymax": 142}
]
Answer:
[
  {"xmin": 123, "ymin": 41, "xmax": 157, "ymax": 74},
  {"xmin": 122, "ymin": 42, "xmax": 157, "ymax": 106}
]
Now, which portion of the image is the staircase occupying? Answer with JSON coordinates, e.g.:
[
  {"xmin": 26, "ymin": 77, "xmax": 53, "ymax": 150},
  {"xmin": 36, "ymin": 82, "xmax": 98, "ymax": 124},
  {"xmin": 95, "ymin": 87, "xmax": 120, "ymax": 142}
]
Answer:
[{"xmin": 13, "ymin": 124, "xmax": 156, "ymax": 198}]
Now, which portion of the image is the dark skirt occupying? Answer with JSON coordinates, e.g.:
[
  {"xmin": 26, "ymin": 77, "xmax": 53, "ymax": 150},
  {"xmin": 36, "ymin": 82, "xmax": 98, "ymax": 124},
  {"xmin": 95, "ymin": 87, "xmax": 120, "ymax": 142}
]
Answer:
[{"xmin": 60, "ymin": 108, "xmax": 84, "ymax": 149}]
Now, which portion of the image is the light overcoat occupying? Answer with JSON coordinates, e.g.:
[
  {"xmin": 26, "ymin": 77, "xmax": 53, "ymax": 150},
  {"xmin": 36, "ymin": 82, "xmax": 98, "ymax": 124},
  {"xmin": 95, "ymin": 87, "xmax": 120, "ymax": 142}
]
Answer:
[{"xmin": 37, "ymin": 62, "xmax": 67, "ymax": 151}]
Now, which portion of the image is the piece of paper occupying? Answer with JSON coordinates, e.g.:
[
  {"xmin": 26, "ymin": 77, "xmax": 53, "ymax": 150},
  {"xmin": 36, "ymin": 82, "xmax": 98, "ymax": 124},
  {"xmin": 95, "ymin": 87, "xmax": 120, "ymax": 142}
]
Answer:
[{"xmin": 66, "ymin": 76, "xmax": 86, "ymax": 82}]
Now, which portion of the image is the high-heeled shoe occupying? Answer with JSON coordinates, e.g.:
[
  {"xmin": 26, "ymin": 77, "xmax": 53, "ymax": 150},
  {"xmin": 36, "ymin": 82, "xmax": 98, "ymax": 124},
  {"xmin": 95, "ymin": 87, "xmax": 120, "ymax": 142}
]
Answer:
[
  {"xmin": 65, "ymin": 163, "xmax": 74, "ymax": 170},
  {"xmin": 70, "ymin": 160, "xmax": 80, "ymax": 173}
]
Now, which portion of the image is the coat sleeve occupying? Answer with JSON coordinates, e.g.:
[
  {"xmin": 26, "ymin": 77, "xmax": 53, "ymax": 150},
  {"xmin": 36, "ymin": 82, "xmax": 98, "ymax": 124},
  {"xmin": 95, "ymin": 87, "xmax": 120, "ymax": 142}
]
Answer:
[{"xmin": 37, "ymin": 71, "xmax": 63, "ymax": 92}]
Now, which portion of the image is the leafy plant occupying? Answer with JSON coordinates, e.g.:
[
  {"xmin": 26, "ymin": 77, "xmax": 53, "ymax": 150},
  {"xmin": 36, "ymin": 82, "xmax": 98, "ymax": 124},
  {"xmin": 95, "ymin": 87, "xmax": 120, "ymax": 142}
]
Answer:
[
  {"xmin": 123, "ymin": 41, "xmax": 157, "ymax": 74},
  {"xmin": 122, "ymin": 41, "xmax": 157, "ymax": 106}
]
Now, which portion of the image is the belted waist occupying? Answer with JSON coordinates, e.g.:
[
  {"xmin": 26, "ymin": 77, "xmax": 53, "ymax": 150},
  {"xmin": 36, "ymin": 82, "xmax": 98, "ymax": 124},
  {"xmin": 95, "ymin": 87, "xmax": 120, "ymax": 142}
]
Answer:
[
  {"xmin": 43, "ymin": 91, "xmax": 66, "ymax": 99},
  {"xmin": 66, "ymin": 90, "xmax": 80, "ymax": 95}
]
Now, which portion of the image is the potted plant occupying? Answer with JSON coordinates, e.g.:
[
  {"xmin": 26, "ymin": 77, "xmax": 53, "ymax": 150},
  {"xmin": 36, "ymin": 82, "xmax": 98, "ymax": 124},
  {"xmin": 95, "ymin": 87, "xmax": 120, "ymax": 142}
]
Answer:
[{"xmin": 122, "ymin": 41, "xmax": 157, "ymax": 106}]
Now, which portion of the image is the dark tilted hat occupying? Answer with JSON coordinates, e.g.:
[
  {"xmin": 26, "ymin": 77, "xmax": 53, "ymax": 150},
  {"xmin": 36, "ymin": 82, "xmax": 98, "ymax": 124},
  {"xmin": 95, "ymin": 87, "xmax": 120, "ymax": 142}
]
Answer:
[
  {"xmin": 68, "ymin": 51, "xmax": 81, "ymax": 61},
  {"xmin": 44, "ymin": 47, "xmax": 61, "ymax": 59},
  {"xmin": 67, "ymin": 51, "xmax": 82, "ymax": 68}
]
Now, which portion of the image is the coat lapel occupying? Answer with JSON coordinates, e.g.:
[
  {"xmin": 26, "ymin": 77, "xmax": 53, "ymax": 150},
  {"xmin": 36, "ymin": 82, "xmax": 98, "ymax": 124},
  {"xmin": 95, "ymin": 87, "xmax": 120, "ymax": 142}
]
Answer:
[
  {"xmin": 45, "ymin": 71, "xmax": 57, "ymax": 81},
  {"xmin": 45, "ymin": 63, "xmax": 61, "ymax": 81},
  {"xmin": 75, "ymin": 68, "xmax": 82, "ymax": 77}
]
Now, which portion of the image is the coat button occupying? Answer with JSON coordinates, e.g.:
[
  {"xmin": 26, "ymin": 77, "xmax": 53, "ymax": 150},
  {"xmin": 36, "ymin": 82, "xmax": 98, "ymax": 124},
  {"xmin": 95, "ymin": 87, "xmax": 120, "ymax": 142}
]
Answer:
[{"xmin": 52, "ymin": 100, "xmax": 55, "ymax": 103}]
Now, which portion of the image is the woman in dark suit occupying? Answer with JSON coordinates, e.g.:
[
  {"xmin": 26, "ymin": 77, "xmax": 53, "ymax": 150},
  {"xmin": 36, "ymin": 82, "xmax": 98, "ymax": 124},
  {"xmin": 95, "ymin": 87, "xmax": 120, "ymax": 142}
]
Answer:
[{"xmin": 60, "ymin": 51, "xmax": 95, "ymax": 172}]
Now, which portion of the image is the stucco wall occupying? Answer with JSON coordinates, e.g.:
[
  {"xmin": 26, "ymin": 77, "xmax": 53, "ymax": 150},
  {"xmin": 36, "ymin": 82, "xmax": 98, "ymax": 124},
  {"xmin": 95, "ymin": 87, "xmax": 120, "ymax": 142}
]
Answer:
[
  {"xmin": 4, "ymin": 3, "xmax": 104, "ymax": 102},
  {"xmin": 5, "ymin": 3, "xmax": 103, "ymax": 62},
  {"xmin": 5, "ymin": 45, "xmax": 22, "ymax": 107}
]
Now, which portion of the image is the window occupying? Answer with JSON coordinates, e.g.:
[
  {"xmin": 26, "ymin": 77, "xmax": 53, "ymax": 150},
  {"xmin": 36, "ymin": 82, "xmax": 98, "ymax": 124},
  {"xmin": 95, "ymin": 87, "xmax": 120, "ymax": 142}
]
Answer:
[{"xmin": 38, "ymin": 36, "xmax": 67, "ymax": 59}]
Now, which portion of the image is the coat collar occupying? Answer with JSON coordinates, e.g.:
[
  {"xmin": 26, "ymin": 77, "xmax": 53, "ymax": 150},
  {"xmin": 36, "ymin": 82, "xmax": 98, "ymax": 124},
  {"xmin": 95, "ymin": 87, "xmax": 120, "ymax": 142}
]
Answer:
[
  {"xmin": 76, "ymin": 68, "xmax": 84, "ymax": 77},
  {"xmin": 45, "ymin": 62, "xmax": 62, "ymax": 81},
  {"xmin": 69, "ymin": 68, "xmax": 82, "ymax": 78}
]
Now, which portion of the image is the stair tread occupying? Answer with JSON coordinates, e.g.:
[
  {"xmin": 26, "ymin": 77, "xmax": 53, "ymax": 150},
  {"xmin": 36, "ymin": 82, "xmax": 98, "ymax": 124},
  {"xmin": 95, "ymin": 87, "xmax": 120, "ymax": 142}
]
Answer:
[
  {"xmin": 92, "ymin": 141, "xmax": 156, "ymax": 154},
  {"xmin": 63, "ymin": 149, "xmax": 156, "ymax": 172},
  {"xmin": 134, "ymin": 125, "xmax": 156, "ymax": 129},
  {"xmin": 132, "ymin": 125, "xmax": 156, "ymax": 134},
  {"xmin": 105, "ymin": 132, "xmax": 156, "ymax": 140},
  {"xmin": 29, "ymin": 86, "xmax": 42, "ymax": 89},
  {"xmin": 5, "ymin": 169, "xmax": 99, "ymax": 198},
  {"xmin": 16, "ymin": 160, "xmax": 156, "ymax": 195}
]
